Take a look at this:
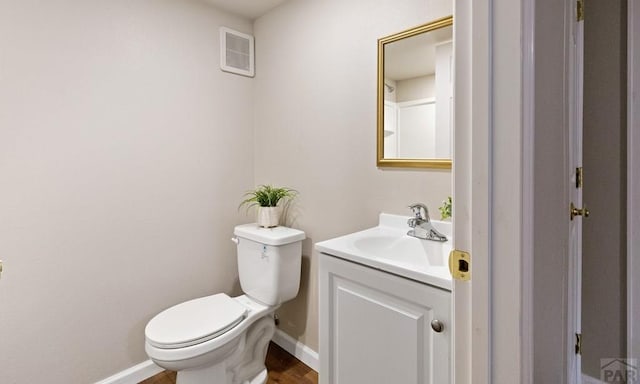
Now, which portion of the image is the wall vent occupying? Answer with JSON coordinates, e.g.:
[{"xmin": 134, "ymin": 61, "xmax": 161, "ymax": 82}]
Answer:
[{"xmin": 220, "ymin": 27, "xmax": 255, "ymax": 77}]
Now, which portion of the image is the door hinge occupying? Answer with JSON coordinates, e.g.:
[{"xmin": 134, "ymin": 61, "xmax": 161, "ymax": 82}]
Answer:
[
  {"xmin": 576, "ymin": 167, "xmax": 583, "ymax": 188},
  {"xmin": 575, "ymin": 333, "xmax": 582, "ymax": 355},
  {"xmin": 449, "ymin": 250, "xmax": 471, "ymax": 281},
  {"xmin": 577, "ymin": 0, "xmax": 584, "ymax": 21}
]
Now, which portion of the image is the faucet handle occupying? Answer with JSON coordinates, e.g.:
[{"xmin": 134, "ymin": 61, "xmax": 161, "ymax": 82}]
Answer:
[{"xmin": 408, "ymin": 203, "xmax": 429, "ymax": 220}]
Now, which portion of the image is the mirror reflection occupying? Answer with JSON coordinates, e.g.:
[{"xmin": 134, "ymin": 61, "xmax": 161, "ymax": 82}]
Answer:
[{"xmin": 377, "ymin": 16, "xmax": 453, "ymax": 168}]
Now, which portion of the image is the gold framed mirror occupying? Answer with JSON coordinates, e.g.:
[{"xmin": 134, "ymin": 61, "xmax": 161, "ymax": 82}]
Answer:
[{"xmin": 377, "ymin": 16, "xmax": 453, "ymax": 169}]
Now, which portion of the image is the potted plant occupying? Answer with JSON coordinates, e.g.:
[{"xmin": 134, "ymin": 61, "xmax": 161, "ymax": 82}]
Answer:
[
  {"xmin": 439, "ymin": 196, "xmax": 452, "ymax": 220},
  {"xmin": 239, "ymin": 185, "xmax": 297, "ymax": 228}
]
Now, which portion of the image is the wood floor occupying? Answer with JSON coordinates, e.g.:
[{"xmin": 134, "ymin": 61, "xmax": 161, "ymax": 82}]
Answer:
[{"xmin": 139, "ymin": 342, "xmax": 318, "ymax": 384}]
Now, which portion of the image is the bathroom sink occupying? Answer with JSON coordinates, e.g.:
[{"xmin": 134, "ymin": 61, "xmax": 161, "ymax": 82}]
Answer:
[
  {"xmin": 315, "ymin": 213, "xmax": 453, "ymax": 290},
  {"xmin": 352, "ymin": 234, "xmax": 448, "ymax": 266}
]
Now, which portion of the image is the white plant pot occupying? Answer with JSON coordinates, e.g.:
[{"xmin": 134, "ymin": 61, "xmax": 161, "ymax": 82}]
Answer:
[{"xmin": 257, "ymin": 206, "xmax": 281, "ymax": 228}]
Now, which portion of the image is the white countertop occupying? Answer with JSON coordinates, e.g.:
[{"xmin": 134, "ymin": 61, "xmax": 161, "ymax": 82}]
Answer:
[{"xmin": 315, "ymin": 213, "xmax": 453, "ymax": 290}]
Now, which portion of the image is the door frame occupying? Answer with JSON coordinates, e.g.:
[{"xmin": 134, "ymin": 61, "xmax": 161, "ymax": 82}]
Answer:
[
  {"xmin": 453, "ymin": 0, "xmax": 531, "ymax": 382},
  {"xmin": 567, "ymin": 0, "xmax": 584, "ymax": 380},
  {"xmin": 453, "ymin": 0, "xmax": 638, "ymax": 382},
  {"xmin": 452, "ymin": 0, "xmax": 491, "ymax": 382}
]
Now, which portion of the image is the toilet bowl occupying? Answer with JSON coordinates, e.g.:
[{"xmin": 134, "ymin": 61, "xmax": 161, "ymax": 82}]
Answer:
[{"xmin": 144, "ymin": 224, "xmax": 305, "ymax": 384}]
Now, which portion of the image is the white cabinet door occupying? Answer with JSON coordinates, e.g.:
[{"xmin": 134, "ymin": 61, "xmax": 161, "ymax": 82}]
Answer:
[{"xmin": 319, "ymin": 255, "xmax": 451, "ymax": 384}]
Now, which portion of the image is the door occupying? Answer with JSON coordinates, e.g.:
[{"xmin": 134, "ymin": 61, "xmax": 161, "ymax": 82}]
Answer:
[
  {"xmin": 567, "ymin": 3, "xmax": 585, "ymax": 381},
  {"xmin": 571, "ymin": 1, "xmax": 634, "ymax": 382}
]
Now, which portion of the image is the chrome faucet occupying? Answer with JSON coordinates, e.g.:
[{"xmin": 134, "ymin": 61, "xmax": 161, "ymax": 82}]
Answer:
[{"xmin": 407, "ymin": 203, "xmax": 448, "ymax": 242}]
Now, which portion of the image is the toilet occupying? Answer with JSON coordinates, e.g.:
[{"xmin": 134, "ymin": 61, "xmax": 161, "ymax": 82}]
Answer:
[{"xmin": 144, "ymin": 224, "xmax": 305, "ymax": 384}]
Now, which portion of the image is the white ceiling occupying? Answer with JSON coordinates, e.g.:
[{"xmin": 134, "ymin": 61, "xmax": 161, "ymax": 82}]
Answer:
[{"xmin": 202, "ymin": 0, "xmax": 288, "ymax": 20}]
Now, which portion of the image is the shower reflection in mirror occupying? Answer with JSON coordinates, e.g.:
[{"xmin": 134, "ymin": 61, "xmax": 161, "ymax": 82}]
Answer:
[{"xmin": 377, "ymin": 16, "xmax": 453, "ymax": 169}]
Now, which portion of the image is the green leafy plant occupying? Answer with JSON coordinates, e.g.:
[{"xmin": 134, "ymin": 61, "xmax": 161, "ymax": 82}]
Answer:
[
  {"xmin": 439, "ymin": 196, "xmax": 452, "ymax": 220},
  {"xmin": 239, "ymin": 185, "xmax": 297, "ymax": 210}
]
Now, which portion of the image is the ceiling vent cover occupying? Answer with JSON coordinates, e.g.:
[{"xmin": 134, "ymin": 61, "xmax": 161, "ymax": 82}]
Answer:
[{"xmin": 220, "ymin": 27, "xmax": 255, "ymax": 77}]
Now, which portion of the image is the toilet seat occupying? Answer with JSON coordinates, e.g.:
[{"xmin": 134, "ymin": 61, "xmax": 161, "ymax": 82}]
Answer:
[{"xmin": 145, "ymin": 293, "xmax": 248, "ymax": 349}]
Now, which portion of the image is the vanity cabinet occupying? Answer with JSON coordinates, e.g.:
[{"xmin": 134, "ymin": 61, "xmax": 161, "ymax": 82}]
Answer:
[{"xmin": 319, "ymin": 254, "xmax": 451, "ymax": 384}]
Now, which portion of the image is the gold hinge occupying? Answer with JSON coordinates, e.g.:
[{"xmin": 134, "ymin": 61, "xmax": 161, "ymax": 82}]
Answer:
[
  {"xmin": 577, "ymin": 0, "xmax": 584, "ymax": 21},
  {"xmin": 576, "ymin": 167, "xmax": 583, "ymax": 188},
  {"xmin": 449, "ymin": 250, "xmax": 471, "ymax": 281},
  {"xmin": 575, "ymin": 333, "xmax": 582, "ymax": 355}
]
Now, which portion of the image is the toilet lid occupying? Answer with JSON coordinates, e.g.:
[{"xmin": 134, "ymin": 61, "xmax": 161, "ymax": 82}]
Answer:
[{"xmin": 145, "ymin": 293, "xmax": 247, "ymax": 349}]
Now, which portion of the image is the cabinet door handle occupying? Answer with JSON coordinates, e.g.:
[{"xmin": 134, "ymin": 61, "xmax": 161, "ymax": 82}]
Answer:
[{"xmin": 431, "ymin": 319, "xmax": 444, "ymax": 333}]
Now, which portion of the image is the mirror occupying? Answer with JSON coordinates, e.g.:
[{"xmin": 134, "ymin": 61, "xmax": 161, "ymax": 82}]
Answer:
[{"xmin": 377, "ymin": 16, "xmax": 453, "ymax": 169}]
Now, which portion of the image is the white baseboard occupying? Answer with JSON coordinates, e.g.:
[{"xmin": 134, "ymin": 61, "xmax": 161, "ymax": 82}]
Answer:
[
  {"xmin": 94, "ymin": 359, "xmax": 163, "ymax": 384},
  {"xmin": 582, "ymin": 373, "xmax": 605, "ymax": 384},
  {"xmin": 272, "ymin": 329, "xmax": 319, "ymax": 372},
  {"xmin": 94, "ymin": 330, "xmax": 318, "ymax": 384}
]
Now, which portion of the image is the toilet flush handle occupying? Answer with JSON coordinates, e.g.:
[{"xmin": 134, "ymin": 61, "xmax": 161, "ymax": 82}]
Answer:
[{"xmin": 231, "ymin": 237, "xmax": 239, "ymax": 245}]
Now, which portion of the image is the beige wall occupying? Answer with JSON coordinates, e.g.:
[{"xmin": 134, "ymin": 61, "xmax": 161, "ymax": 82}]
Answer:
[
  {"xmin": 0, "ymin": 0, "xmax": 254, "ymax": 382},
  {"xmin": 397, "ymin": 74, "xmax": 436, "ymax": 102},
  {"xmin": 0, "ymin": 0, "xmax": 454, "ymax": 381},
  {"xmin": 253, "ymin": 0, "xmax": 453, "ymax": 351},
  {"xmin": 582, "ymin": 0, "xmax": 627, "ymax": 377}
]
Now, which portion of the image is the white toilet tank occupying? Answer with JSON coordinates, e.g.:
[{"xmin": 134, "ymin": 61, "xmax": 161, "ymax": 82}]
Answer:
[{"xmin": 233, "ymin": 224, "xmax": 306, "ymax": 306}]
